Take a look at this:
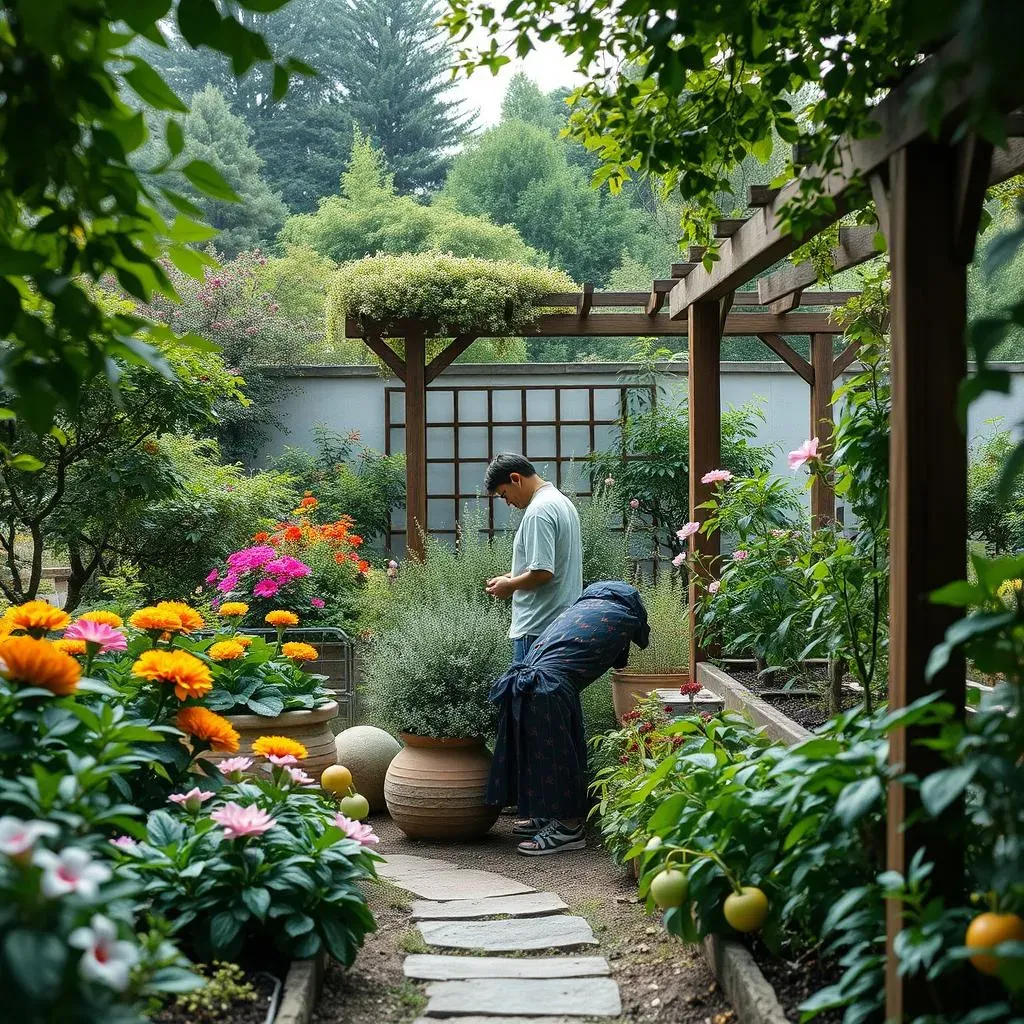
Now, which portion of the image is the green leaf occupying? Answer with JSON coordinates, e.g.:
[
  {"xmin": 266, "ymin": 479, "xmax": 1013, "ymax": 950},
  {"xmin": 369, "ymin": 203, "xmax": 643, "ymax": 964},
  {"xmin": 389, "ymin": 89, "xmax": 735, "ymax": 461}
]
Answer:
[
  {"xmin": 242, "ymin": 887, "xmax": 271, "ymax": 921},
  {"xmin": 7, "ymin": 453, "xmax": 44, "ymax": 472},
  {"xmin": 930, "ymin": 580, "xmax": 985, "ymax": 607},
  {"xmin": 210, "ymin": 911, "xmax": 243, "ymax": 952},
  {"xmin": 108, "ymin": 0, "xmax": 173, "ymax": 32},
  {"xmin": 920, "ymin": 764, "xmax": 976, "ymax": 816},
  {"xmin": 176, "ymin": 0, "xmax": 224, "ymax": 48},
  {"xmin": 182, "ymin": 159, "xmax": 240, "ymax": 202},
  {"xmin": 147, "ymin": 810, "xmax": 185, "ymax": 848},
  {"xmin": 238, "ymin": 0, "xmax": 293, "ymax": 12},
  {"xmin": 123, "ymin": 58, "xmax": 188, "ymax": 113},
  {"xmin": 647, "ymin": 792, "xmax": 687, "ymax": 832},
  {"xmin": 165, "ymin": 119, "xmax": 185, "ymax": 157},
  {"xmin": 2, "ymin": 929, "xmax": 67, "ymax": 999},
  {"xmin": 834, "ymin": 776, "xmax": 882, "ymax": 826},
  {"xmin": 285, "ymin": 914, "xmax": 315, "ymax": 938}
]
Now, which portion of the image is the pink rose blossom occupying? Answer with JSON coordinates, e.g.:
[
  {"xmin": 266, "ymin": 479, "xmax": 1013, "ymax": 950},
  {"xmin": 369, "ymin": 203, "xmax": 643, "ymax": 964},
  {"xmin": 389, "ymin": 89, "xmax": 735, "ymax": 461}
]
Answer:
[
  {"xmin": 217, "ymin": 757, "xmax": 253, "ymax": 781},
  {"xmin": 268, "ymin": 754, "xmax": 298, "ymax": 767},
  {"xmin": 708, "ymin": 580, "xmax": 721, "ymax": 594},
  {"xmin": 671, "ymin": 553, "xmax": 686, "ymax": 568},
  {"xmin": 64, "ymin": 619, "xmax": 127, "ymax": 654},
  {"xmin": 333, "ymin": 813, "xmax": 379, "ymax": 847},
  {"xmin": 701, "ymin": 469, "xmax": 733, "ymax": 484},
  {"xmin": 168, "ymin": 788, "xmax": 214, "ymax": 814},
  {"xmin": 676, "ymin": 522, "xmax": 700, "ymax": 542},
  {"xmin": 732, "ymin": 550, "xmax": 750, "ymax": 561},
  {"xmin": 788, "ymin": 437, "xmax": 820, "ymax": 471},
  {"xmin": 210, "ymin": 802, "xmax": 276, "ymax": 840},
  {"xmin": 109, "ymin": 835, "xmax": 138, "ymax": 850},
  {"xmin": 311, "ymin": 597, "xmax": 325, "ymax": 609},
  {"xmin": 629, "ymin": 499, "xmax": 640, "ymax": 510},
  {"xmin": 253, "ymin": 578, "xmax": 280, "ymax": 598}
]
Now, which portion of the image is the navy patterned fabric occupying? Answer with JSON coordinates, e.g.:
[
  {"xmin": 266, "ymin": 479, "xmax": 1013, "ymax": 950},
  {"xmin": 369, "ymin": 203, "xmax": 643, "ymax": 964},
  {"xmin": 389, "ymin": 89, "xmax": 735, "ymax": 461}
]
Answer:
[{"xmin": 486, "ymin": 582, "xmax": 650, "ymax": 819}]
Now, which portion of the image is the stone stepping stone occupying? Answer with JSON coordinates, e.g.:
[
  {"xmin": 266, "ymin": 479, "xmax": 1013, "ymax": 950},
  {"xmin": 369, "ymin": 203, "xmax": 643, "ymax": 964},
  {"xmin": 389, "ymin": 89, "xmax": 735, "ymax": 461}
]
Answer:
[
  {"xmin": 380, "ymin": 866, "xmax": 534, "ymax": 902},
  {"xmin": 413, "ymin": 1018, "xmax": 580, "ymax": 1024},
  {"xmin": 422, "ymin": 977, "xmax": 622, "ymax": 1018},
  {"xmin": 411, "ymin": 892, "xmax": 568, "ymax": 920},
  {"xmin": 379, "ymin": 854, "xmax": 458, "ymax": 873},
  {"xmin": 404, "ymin": 954, "xmax": 609, "ymax": 981},
  {"xmin": 418, "ymin": 915, "xmax": 597, "ymax": 952}
]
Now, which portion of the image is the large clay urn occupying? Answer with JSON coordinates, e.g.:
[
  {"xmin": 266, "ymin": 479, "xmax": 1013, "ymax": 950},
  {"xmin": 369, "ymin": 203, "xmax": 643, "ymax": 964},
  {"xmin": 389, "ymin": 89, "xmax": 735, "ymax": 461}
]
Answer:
[
  {"xmin": 611, "ymin": 669, "xmax": 689, "ymax": 724},
  {"xmin": 384, "ymin": 734, "xmax": 499, "ymax": 840}
]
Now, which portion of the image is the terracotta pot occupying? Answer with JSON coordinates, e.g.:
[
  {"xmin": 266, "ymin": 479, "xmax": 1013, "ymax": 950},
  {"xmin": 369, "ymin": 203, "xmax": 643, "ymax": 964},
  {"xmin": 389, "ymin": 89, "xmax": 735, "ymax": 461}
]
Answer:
[
  {"xmin": 611, "ymin": 669, "xmax": 689, "ymax": 724},
  {"xmin": 384, "ymin": 734, "xmax": 500, "ymax": 840},
  {"xmin": 205, "ymin": 700, "xmax": 340, "ymax": 778}
]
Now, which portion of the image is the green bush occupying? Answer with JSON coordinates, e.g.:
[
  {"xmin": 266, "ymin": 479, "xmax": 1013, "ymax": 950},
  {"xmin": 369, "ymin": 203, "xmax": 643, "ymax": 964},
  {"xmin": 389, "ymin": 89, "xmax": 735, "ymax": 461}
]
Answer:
[
  {"xmin": 968, "ymin": 426, "xmax": 1024, "ymax": 554},
  {"xmin": 625, "ymin": 571, "xmax": 690, "ymax": 674}
]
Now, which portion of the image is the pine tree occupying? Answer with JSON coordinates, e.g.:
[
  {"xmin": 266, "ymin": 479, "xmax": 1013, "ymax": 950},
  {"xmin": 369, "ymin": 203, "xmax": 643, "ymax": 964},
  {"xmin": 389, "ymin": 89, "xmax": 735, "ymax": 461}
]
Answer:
[
  {"xmin": 178, "ymin": 87, "xmax": 289, "ymax": 256},
  {"xmin": 335, "ymin": 0, "xmax": 472, "ymax": 194}
]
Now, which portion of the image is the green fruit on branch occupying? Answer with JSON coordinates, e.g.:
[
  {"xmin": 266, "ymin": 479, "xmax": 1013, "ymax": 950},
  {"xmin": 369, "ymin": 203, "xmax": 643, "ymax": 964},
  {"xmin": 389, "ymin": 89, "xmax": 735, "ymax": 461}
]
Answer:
[
  {"xmin": 340, "ymin": 793, "xmax": 370, "ymax": 820},
  {"xmin": 645, "ymin": 836, "xmax": 663, "ymax": 851},
  {"xmin": 650, "ymin": 869, "xmax": 689, "ymax": 909},
  {"xmin": 723, "ymin": 886, "xmax": 769, "ymax": 933}
]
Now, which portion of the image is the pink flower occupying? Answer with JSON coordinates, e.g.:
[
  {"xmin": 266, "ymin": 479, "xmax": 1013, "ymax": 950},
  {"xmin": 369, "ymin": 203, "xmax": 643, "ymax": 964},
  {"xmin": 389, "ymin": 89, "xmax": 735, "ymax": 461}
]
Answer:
[
  {"xmin": 64, "ymin": 619, "xmax": 127, "ymax": 654},
  {"xmin": 217, "ymin": 757, "xmax": 253, "ymax": 781},
  {"xmin": 701, "ymin": 469, "xmax": 733, "ymax": 484},
  {"xmin": 109, "ymin": 835, "xmax": 137, "ymax": 850},
  {"xmin": 226, "ymin": 546, "xmax": 278, "ymax": 572},
  {"xmin": 34, "ymin": 847, "xmax": 112, "ymax": 899},
  {"xmin": 285, "ymin": 766, "xmax": 316, "ymax": 786},
  {"xmin": 388, "ymin": 560, "xmax": 399, "ymax": 570},
  {"xmin": 0, "ymin": 816, "xmax": 58, "ymax": 859},
  {"xmin": 676, "ymin": 522, "xmax": 700, "ymax": 542},
  {"xmin": 269, "ymin": 754, "xmax": 298, "ymax": 767},
  {"xmin": 733, "ymin": 550, "xmax": 749, "ymax": 561},
  {"xmin": 311, "ymin": 598, "xmax": 325, "ymax": 609},
  {"xmin": 630, "ymin": 499, "xmax": 640, "ymax": 510},
  {"xmin": 264, "ymin": 556, "xmax": 312, "ymax": 580},
  {"xmin": 253, "ymin": 578, "xmax": 280, "ymax": 598},
  {"xmin": 218, "ymin": 573, "xmax": 241, "ymax": 594},
  {"xmin": 671, "ymin": 553, "xmax": 686, "ymax": 568},
  {"xmin": 210, "ymin": 802, "xmax": 276, "ymax": 840},
  {"xmin": 708, "ymin": 580, "xmax": 721, "ymax": 594},
  {"xmin": 333, "ymin": 813, "xmax": 379, "ymax": 847},
  {"xmin": 168, "ymin": 788, "xmax": 214, "ymax": 814},
  {"xmin": 206, "ymin": 569, "xmax": 220, "ymax": 584},
  {"xmin": 788, "ymin": 437, "xmax": 820, "ymax": 471}
]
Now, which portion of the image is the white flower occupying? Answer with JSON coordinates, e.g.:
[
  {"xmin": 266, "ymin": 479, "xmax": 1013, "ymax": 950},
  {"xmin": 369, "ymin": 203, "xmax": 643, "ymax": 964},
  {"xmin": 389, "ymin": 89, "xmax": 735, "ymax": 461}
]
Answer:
[
  {"xmin": 69, "ymin": 915, "xmax": 139, "ymax": 991},
  {"xmin": 35, "ymin": 846, "xmax": 112, "ymax": 899},
  {"xmin": 0, "ymin": 816, "xmax": 58, "ymax": 859}
]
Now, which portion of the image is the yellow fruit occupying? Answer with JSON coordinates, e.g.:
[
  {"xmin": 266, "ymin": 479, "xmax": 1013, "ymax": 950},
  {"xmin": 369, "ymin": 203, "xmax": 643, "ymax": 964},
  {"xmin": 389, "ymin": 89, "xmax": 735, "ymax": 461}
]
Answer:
[
  {"xmin": 723, "ymin": 887, "xmax": 769, "ymax": 933},
  {"xmin": 321, "ymin": 764, "xmax": 353, "ymax": 795},
  {"xmin": 965, "ymin": 912, "xmax": 1024, "ymax": 976},
  {"xmin": 650, "ymin": 869, "xmax": 688, "ymax": 909}
]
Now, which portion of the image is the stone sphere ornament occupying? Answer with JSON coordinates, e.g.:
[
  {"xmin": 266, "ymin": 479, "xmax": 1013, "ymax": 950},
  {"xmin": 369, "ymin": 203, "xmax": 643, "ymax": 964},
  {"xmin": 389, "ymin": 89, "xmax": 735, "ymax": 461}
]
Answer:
[{"xmin": 334, "ymin": 726, "xmax": 401, "ymax": 812}]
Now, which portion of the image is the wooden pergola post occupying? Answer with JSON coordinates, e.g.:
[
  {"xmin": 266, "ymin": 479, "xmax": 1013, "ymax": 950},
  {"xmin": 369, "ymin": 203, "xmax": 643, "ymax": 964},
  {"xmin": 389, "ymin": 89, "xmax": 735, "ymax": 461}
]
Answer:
[
  {"xmin": 687, "ymin": 300, "xmax": 722, "ymax": 679},
  {"xmin": 404, "ymin": 325, "xmax": 428, "ymax": 560},
  {"xmin": 885, "ymin": 138, "xmax": 978, "ymax": 1020},
  {"xmin": 810, "ymin": 334, "xmax": 836, "ymax": 527}
]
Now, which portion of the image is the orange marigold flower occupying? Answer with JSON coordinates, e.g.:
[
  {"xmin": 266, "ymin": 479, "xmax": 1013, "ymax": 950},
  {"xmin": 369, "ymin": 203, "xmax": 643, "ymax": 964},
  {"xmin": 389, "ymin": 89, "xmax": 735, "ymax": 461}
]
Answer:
[
  {"xmin": 130, "ymin": 606, "xmax": 183, "ymax": 633},
  {"xmin": 357, "ymin": 560, "xmax": 369, "ymax": 574},
  {"xmin": 235, "ymin": 636, "xmax": 254, "ymax": 648},
  {"xmin": 283, "ymin": 526, "xmax": 302, "ymax": 543},
  {"xmin": 52, "ymin": 639, "xmax": 87, "ymax": 656},
  {"xmin": 78, "ymin": 610, "xmax": 124, "ymax": 629},
  {"xmin": 176, "ymin": 706, "xmax": 240, "ymax": 753},
  {"xmin": 349, "ymin": 535, "xmax": 363, "ymax": 548},
  {"xmin": 252, "ymin": 735, "xmax": 308, "ymax": 760},
  {"xmin": 219, "ymin": 602, "xmax": 249, "ymax": 618},
  {"xmin": 154, "ymin": 601, "xmax": 205, "ymax": 633},
  {"xmin": 265, "ymin": 610, "xmax": 298, "ymax": 627},
  {"xmin": 253, "ymin": 532, "xmax": 270, "ymax": 543},
  {"xmin": 133, "ymin": 649, "xmax": 213, "ymax": 701},
  {"xmin": 209, "ymin": 640, "xmax": 246, "ymax": 661},
  {"xmin": 0, "ymin": 636, "xmax": 81, "ymax": 695},
  {"xmin": 281, "ymin": 642, "xmax": 318, "ymax": 661},
  {"xmin": 334, "ymin": 551, "xmax": 347, "ymax": 565},
  {"xmin": 4, "ymin": 600, "xmax": 71, "ymax": 637},
  {"xmin": 300, "ymin": 496, "xmax": 317, "ymax": 508}
]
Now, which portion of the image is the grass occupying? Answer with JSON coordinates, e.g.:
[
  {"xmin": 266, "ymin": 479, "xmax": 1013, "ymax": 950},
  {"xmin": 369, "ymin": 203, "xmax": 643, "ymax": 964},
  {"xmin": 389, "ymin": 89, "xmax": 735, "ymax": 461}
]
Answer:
[
  {"xmin": 397, "ymin": 927, "xmax": 429, "ymax": 954},
  {"xmin": 389, "ymin": 980, "xmax": 427, "ymax": 1020}
]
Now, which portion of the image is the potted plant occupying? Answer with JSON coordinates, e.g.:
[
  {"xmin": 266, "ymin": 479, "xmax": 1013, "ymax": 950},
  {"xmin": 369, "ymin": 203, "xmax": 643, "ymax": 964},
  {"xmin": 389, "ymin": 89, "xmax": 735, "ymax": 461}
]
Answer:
[
  {"xmin": 611, "ymin": 570, "xmax": 690, "ymax": 722},
  {"xmin": 361, "ymin": 590, "xmax": 512, "ymax": 840}
]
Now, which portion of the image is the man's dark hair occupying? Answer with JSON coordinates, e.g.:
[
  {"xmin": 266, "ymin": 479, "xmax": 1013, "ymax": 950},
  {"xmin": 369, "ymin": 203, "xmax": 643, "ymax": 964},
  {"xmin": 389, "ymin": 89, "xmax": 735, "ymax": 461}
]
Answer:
[{"xmin": 484, "ymin": 453, "xmax": 537, "ymax": 494}]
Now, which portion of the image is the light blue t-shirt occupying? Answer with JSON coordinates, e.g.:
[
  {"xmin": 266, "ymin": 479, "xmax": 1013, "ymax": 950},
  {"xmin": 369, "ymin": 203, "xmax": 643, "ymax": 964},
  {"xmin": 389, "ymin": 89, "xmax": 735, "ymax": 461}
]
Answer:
[{"xmin": 509, "ymin": 483, "xmax": 583, "ymax": 639}]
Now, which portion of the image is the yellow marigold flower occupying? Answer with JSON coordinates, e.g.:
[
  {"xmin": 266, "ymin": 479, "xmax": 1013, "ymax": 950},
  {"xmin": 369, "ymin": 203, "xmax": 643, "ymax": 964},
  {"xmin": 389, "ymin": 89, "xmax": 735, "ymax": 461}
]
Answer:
[
  {"xmin": 252, "ymin": 735, "xmax": 308, "ymax": 760},
  {"xmin": 0, "ymin": 636, "xmax": 81, "ymax": 695},
  {"xmin": 235, "ymin": 636, "xmax": 254, "ymax": 648},
  {"xmin": 78, "ymin": 610, "xmax": 124, "ymax": 628},
  {"xmin": 130, "ymin": 606, "xmax": 183, "ymax": 633},
  {"xmin": 209, "ymin": 640, "xmax": 246, "ymax": 662},
  {"xmin": 133, "ymin": 649, "xmax": 213, "ymax": 701},
  {"xmin": 997, "ymin": 578, "xmax": 1023, "ymax": 599},
  {"xmin": 154, "ymin": 601, "xmax": 205, "ymax": 633},
  {"xmin": 4, "ymin": 600, "xmax": 71, "ymax": 637},
  {"xmin": 52, "ymin": 639, "xmax": 87, "ymax": 656},
  {"xmin": 219, "ymin": 602, "xmax": 249, "ymax": 618},
  {"xmin": 0, "ymin": 618, "xmax": 15, "ymax": 644},
  {"xmin": 176, "ymin": 706, "xmax": 240, "ymax": 753},
  {"xmin": 281, "ymin": 642, "xmax": 318, "ymax": 662},
  {"xmin": 265, "ymin": 610, "xmax": 299, "ymax": 627}
]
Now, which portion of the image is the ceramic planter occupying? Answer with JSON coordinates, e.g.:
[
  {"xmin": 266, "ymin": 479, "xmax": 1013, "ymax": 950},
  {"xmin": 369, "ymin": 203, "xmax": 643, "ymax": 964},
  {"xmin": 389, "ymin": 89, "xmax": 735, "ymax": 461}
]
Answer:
[{"xmin": 611, "ymin": 669, "xmax": 690, "ymax": 723}]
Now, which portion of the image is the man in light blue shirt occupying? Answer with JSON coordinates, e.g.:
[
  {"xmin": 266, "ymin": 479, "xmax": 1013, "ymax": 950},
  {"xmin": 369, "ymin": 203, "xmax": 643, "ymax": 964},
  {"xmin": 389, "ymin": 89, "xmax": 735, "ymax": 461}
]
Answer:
[{"xmin": 484, "ymin": 453, "xmax": 584, "ymax": 854}]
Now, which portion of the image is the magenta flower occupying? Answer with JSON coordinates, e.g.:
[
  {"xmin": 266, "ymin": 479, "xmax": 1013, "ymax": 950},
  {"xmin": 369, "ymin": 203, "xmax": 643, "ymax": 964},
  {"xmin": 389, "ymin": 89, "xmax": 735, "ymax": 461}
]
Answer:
[
  {"xmin": 788, "ymin": 437, "xmax": 820, "ymax": 471},
  {"xmin": 205, "ymin": 569, "xmax": 220, "ymax": 585},
  {"xmin": 168, "ymin": 788, "xmax": 214, "ymax": 814},
  {"xmin": 701, "ymin": 469, "xmax": 733, "ymax": 484},
  {"xmin": 629, "ymin": 499, "xmax": 640, "ymax": 510},
  {"xmin": 671, "ymin": 552, "xmax": 686, "ymax": 568},
  {"xmin": 210, "ymin": 802, "xmax": 276, "ymax": 840},
  {"xmin": 676, "ymin": 522, "xmax": 700, "ymax": 542},
  {"xmin": 733, "ymin": 550, "xmax": 750, "ymax": 561},
  {"xmin": 218, "ymin": 573, "xmax": 241, "ymax": 594},
  {"xmin": 253, "ymin": 578, "xmax": 280, "ymax": 598},
  {"xmin": 64, "ymin": 619, "xmax": 127, "ymax": 654},
  {"xmin": 226, "ymin": 546, "xmax": 278, "ymax": 572},
  {"xmin": 708, "ymin": 580, "xmax": 721, "ymax": 594},
  {"xmin": 109, "ymin": 835, "xmax": 137, "ymax": 850},
  {"xmin": 311, "ymin": 597, "xmax": 325, "ymax": 610},
  {"xmin": 264, "ymin": 556, "xmax": 311, "ymax": 580},
  {"xmin": 217, "ymin": 757, "xmax": 253, "ymax": 782},
  {"xmin": 333, "ymin": 813, "xmax": 379, "ymax": 847}
]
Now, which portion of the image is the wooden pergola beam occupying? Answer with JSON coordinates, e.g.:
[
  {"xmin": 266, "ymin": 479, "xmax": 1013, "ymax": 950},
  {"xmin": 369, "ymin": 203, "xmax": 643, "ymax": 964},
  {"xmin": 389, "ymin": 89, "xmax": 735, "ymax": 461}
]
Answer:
[
  {"xmin": 747, "ymin": 185, "xmax": 780, "ymax": 207},
  {"xmin": 361, "ymin": 332, "xmax": 407, "ymax": 383},
  {"xmin": 756, "ymin": 333, "xmax": 814, "ymax": 385},
  {"xmin": 714, "ymin": 218, "xmax": 746, "ymax": 237},
  {"xmin": 425, "ymin": 334, "xmax": 478, "ymax": 384},
  {"xmin": 810, "ymin": 335, "xmax": 836, "ymax": 527},
  {"xmin": 832, "ymin": 339, "xmax": 862, "ymax": 377}
]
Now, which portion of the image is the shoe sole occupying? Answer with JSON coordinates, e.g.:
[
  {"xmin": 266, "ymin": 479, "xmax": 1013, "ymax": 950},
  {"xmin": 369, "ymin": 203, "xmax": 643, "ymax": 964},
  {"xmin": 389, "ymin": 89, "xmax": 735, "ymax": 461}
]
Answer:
[{"xmin": 516, "ymin": 839, "xmax": 586, "ymax": 856}]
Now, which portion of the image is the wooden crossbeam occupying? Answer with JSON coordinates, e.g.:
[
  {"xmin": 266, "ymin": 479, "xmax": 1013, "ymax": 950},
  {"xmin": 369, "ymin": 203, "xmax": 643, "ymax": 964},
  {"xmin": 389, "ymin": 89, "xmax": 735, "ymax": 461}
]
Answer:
[
  {"xmin": 767, "ymin": 291, "xmax": 802, "ymax": 315},
  {"xmin": 714, "ymin": 219, "xmax": 746, "ymax": 237},
  {"xmin": 832, "ymin": 339, "xmax": 861, "ymax": 377},
  {"xmin": 645, "ymin": 280, "xmax": 674, "ymax": 315},
  {"xmin": 424, "ymin": 334, "xmax": 478, "ymax": 384},
  {"xmin": 747, "ymin": 185, "xmax": 780, "ymax": 207},
  {"xmin": 361, "ymin": 332, "xmax": 407, "ymax": 382},
  {"xmin": 756, "ymin": 227, "xmax": 879, "ymax": 307},
  {"xmin": 955, "ymin": 135, "xmax": 995, "ymax": 263},
  {"xmin": 671, "ymin": 262, "xmax": 698, "ymax": 278},
  {"xmin": 519, "ymin": 312, "xmax": 842, "ymax": 337},
  {"xmin": 756, "ymin": 333, "xmax": 814, "ymax": 385}
]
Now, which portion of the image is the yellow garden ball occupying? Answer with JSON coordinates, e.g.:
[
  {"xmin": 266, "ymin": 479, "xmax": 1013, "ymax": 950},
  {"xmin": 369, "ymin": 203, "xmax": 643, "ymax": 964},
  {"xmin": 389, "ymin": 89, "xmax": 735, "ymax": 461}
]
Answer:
[{"xmin": 321, "ymin": 764, "xmax": 353, "ymax": 795}]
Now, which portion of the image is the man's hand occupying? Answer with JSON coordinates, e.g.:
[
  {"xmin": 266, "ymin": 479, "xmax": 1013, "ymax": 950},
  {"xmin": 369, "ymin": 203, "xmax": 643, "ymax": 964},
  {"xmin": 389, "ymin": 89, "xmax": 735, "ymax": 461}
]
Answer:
[{"xmin": 485, "ymin": 575, "xmax": 516, "ymax": 600}]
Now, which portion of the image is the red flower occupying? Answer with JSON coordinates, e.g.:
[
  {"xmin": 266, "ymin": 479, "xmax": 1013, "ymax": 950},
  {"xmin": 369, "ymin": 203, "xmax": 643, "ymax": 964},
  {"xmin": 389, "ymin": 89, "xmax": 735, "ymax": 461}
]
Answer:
[
  {"xmin": 253, "ymin": 531, "xmax": 269, "ymax": 543},
  {"xmin": 680, "ymin": 681, "xmax": 702, "ymax": 698},
  {"xmin": 619, "ymin": 755, "xmax": 630, "ymax": 764},
  {"xmin": 357, "ymin": 560, "xmax": 369, "ymax": 573},
  {"xmin": 283, "ymin": 526, "xmax": 302, "ymax": 543}
]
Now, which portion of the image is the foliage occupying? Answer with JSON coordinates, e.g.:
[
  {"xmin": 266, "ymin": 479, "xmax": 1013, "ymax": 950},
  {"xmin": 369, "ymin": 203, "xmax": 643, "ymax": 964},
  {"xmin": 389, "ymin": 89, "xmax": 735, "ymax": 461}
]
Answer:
[
  {"xmin": 0, "ymin": 0, "xmax": 309, "ymax": 440},
  {"xmin": 624, "ymin": 571, "xmax": 690, "ymax": 675},
  {"xmin": 269, "ymin": 426, "xmax": 406, "ymax": 548},
  {"xmin": 968, "ymin": 426, "xmax": 1024, "ymax": 554},
  {"xmin": 562, "ymin": 475, "xmax": 628, "ymax": 587},
  {"xmin": 327, "ymin": 251, "xmax": 576, "ymax": 343},
  {"xmin": 169, "ymin": 961, "xmax": 256, "ymax": 1023}
]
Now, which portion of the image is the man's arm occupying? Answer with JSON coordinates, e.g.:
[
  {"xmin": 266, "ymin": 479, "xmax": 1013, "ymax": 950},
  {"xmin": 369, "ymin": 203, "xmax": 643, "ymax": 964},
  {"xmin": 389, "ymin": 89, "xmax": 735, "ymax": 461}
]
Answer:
[{"xmin": 486, "ymin": 568, "xmax": 553, "ymax": 600}]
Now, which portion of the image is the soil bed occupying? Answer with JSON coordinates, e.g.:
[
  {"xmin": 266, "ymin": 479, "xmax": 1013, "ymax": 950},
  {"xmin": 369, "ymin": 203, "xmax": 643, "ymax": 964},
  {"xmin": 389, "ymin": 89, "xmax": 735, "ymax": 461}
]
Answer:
[
  {"xmin": 726, "ymin": 665, "xmax": 862, "ymax": 731},
  {"xmin": 745, "ymin": 938, "xmax": 843, "ymax": 1024},
  {"xmin": 313, "ymin": 813, "xmax": 736, "ymax": 1024},
  {"xmin": 154, "ymin": 968, "xmax": 279, "ymax": 1024}
]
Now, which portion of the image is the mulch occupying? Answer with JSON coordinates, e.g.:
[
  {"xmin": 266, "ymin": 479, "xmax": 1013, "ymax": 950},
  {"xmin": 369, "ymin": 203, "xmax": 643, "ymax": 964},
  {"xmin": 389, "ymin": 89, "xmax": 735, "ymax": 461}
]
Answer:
[
  {"xmin": 724, "ymin": 665, "xmax": 862, "ymax": 731},
  {"xmin": 153, "ymin": 969, "xmax": 279, "ymax": 1024},
  {"xmin": 745, "ymin": 938, "xmax": 843, "ymax": 1024}
]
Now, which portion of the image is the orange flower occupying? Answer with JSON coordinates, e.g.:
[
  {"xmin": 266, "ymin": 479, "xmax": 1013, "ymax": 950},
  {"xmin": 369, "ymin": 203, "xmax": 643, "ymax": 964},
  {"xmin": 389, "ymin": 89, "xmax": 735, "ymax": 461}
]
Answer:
[
  {"xmin": 78, "ymin": 610, "xmax": 124, "ymax": 629},
  {"xmin": 253, "ymin": 532, "xmax": 270, "ymax": 543},
  {"xmin": 283, "ymin": 526, "xmax": 302, "ymax": 543},
  {"xmin": 334, "ymin": 551, "xmax": 347, "ymax": 565},
  {"xmin": 208, "ymin": 640, "xmax": 246, "ymax": 661},
  {"xmin": 265, "ymin": 610, "xmax": 298, "ymax": 627},
  {"xmin": 3, "ymin": 600, "xmax": 71, "ymax": 637},
  {"xmin": 252, "ymin": 735, "xmax": 308, "ymax": 760},
  {"xmin": 357, "ymin": 560, "xmax": 369, "ymax": 574},
  {"xmin": 281, "ymin": 642, "xmax": 318, "ymax": 661},
  {"xmin": 176, "ymin": 706, "xmax": 240, "ymax": 753},
  {"xmin": 349, "ymin": 535, "xmax": 363, "ymax": 548},
  {"xmin": 300, "ymin": 496, "xmax": 317, "ymax": 508},
  {"xmin": 235, "ymin": 636, "xmax": 254, "ymax": 649},
  {"xmin": 132, "ymin": 649, "xmax": 213, "ymax": 701},
  {"xmin": 130, "ymin": 606, "xmax": 183, "ymax": 633},
  {"xmin": 52, "ymin": 639, "xmax": 87, "ymax": 656},
  {"xmin": 154, "ymin": 601, "xmax": 205, "ymax": 633},
  {"xmin": 0, "ymin": 636, "xmax": 81, "ymax": 695},
  {"xmin": 219, "ymin": 602, "xmax": 249, "ymax": 618}
]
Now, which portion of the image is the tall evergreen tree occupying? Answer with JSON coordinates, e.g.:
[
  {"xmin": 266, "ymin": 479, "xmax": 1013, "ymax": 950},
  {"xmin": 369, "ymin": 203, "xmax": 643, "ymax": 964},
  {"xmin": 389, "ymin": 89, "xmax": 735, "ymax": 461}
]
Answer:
[{"xmin": 336, "ymin": 0, "xmax": 472, "ymax": 193}]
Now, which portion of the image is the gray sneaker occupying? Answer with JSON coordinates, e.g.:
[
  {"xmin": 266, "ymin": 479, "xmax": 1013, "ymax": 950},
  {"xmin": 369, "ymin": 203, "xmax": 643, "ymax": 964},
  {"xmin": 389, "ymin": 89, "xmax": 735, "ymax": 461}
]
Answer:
[{"xmin": 517, "ymin": 820, "xmax": 585, "ymax": 856}]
